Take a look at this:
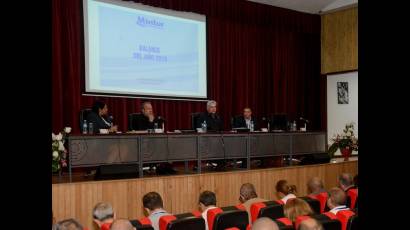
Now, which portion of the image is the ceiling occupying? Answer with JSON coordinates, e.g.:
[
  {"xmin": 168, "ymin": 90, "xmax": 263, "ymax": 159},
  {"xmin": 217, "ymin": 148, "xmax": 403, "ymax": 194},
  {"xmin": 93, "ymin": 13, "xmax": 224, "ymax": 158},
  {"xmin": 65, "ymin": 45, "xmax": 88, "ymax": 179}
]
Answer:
[{"xmin": 247, "ymin": 0, "xmax": 357, "ymax": 14}]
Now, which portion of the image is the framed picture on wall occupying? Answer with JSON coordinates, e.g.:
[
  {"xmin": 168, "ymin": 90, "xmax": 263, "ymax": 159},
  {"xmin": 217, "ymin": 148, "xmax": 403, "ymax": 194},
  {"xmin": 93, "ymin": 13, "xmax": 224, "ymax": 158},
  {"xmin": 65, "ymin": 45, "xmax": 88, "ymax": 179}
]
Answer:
[{"xmin": 337, "ymin": 82, "xmax": 349, "ymax": 104}]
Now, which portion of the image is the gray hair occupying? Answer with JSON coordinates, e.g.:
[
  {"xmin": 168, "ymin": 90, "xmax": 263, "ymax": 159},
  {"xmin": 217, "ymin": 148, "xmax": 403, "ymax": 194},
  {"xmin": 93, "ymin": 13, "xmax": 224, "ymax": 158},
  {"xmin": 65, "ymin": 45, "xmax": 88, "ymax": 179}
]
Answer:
[
  {"xmin": 207, "ymin": 100, "xmax": 217, "ymax": 108},
  {"xmin": 52, "ymin": 218, "xmax": 83, "ymax": 230},
  {"xmin": 93, "ymin": 202, "xmax": 114, "ymax": 221}
]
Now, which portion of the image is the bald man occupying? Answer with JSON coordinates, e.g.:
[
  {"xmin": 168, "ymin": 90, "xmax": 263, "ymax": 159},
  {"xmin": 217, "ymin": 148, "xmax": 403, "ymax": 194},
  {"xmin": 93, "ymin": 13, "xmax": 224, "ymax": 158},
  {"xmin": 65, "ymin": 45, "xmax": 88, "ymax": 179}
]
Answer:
[
  {"xmin": 109, "ymin": 219, "xmax": 136, "ymax": 230},
  {"xmin": 327, "ymin": 187, "xmax": 350, "ymax": 214},
  {"xmin": 307, "ymin": 177, "xmax": 326, "ymax": 195},
  {"xmin": 299, "ymin": 218, "xmax": 324, "ymax": 230},
  {"xmin": 338, "ymin": 173, "xmax": 356, "ymax": 192},
  {"xmin": 252, "ymin": 217, "xmax": 279, "ymax": 230}
]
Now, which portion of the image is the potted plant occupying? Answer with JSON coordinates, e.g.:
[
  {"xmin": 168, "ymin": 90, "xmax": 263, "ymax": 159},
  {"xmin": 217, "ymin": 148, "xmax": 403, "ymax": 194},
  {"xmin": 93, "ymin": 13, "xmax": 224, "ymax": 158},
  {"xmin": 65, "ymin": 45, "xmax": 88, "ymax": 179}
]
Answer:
[{"xmin": 328, "ymin": 123, "xmax": 359, "ymax": 161}]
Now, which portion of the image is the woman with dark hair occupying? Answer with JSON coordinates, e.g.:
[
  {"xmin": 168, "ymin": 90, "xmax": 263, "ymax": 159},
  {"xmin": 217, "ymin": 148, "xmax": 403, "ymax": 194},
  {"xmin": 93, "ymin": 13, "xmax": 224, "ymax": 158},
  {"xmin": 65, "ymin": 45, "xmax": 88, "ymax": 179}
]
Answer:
[
  {"xmin": 275, "ymin": 179, "xmax": 297, "ymax": 204},
  {"xmin": 86, "ymin": 100, "xmax": 118, "ymax": 133}
]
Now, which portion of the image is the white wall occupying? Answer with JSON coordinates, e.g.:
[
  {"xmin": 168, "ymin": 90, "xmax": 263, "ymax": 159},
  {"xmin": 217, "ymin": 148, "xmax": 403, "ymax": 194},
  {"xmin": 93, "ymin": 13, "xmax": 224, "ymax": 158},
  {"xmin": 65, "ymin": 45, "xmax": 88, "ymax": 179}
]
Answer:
[{"xmin": 327, "ymin": 71, "xmax": 358, "ymax": 155}]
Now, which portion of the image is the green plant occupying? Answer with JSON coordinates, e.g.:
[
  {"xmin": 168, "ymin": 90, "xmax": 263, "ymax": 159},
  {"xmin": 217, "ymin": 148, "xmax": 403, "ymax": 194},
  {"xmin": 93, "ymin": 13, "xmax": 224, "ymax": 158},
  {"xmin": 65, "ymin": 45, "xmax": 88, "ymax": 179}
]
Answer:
[{"xmin": 328, "ymin": 123, "xmax": 358, "ymax": 158}]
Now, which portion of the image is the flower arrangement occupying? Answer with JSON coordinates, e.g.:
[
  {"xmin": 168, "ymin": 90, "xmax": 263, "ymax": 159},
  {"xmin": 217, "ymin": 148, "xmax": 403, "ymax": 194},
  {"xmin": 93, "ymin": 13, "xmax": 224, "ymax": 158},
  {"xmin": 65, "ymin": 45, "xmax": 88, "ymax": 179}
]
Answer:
[
  {"xmin": 52, "ymin": 127, "xmax": 71, "ymax": 173},
  {"xmin": 328, "ymin": 122, "xmax": 359, "ymax": 158}
]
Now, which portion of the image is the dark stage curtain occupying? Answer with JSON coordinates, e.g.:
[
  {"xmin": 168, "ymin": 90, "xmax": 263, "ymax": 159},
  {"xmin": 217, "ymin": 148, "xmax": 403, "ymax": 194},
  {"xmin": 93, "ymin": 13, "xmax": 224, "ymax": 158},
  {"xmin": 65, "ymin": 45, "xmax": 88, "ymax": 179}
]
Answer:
[{"xmin": 52, "ymin": 0, "xmax": 325, "ymax": 134}]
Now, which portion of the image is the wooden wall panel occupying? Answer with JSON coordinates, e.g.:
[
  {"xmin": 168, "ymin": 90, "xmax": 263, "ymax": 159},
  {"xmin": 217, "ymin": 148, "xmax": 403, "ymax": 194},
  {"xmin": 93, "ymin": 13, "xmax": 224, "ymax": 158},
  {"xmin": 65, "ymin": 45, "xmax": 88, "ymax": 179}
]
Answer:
[
  {"xmin": 321, "ymin": 7, "xmax": 358, "ymax": 74},
  {"xmin": 52, "ymin": 161, "xmax": 357, "ymax": 230}
]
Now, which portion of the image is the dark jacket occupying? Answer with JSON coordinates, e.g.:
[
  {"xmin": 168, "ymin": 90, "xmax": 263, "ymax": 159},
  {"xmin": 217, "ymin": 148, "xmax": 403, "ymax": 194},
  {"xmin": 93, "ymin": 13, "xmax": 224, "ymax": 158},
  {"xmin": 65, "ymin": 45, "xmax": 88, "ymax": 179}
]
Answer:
[
  {"xmin": 86, "ymin": 112, "xmax": 111, "ymax": 133},
  {"xmin": 232, "ymin": 115, "xmax": 258, "ymax": 130},
  {"xmin": 130, "ymin": 113, "xmax": 163, "ymax": 130},
  {"xmin": 196, "ymin": 112, "xmax": 223, "ymax": 131}
]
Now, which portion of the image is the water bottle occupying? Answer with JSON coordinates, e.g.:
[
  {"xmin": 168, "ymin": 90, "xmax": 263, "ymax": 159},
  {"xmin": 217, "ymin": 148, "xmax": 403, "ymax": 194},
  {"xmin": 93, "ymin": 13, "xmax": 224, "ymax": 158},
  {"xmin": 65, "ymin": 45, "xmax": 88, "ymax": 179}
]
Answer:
[
  {"xmin": 82, "ymin": 120, "xmax": 88, "ymax": 134},
  {"xmin": 88, "ymin": 122, "xmax": 94, "ymax": 134},
  {"xmin": 201, "ymin": 120, "xmax": 207, "ymax": 132},
  {"xmin": 292, "ymin": 121, "xmax": 297, "ymax": 131},
  {"xmin": 250, "ymin": 121, "xmax": 254, "ymax": 132}
]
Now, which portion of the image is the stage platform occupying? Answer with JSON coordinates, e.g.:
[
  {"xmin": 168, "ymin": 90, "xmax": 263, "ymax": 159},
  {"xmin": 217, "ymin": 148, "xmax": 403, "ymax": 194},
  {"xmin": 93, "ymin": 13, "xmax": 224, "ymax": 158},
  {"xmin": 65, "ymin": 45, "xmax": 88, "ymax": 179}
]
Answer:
[{"xmin": 52, "ymin": 159, "xmax": 357, "ymax": 230}]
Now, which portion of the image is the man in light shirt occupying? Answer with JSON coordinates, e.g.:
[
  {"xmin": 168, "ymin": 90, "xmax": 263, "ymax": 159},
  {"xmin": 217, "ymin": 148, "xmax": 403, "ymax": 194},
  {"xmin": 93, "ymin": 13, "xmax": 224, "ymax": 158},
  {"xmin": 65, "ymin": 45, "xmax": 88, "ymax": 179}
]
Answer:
[
  {"xmin": 198, "ymin": 191, "xmax": 218, "ymax": 230},
  {"xmin": 327, "ymin": 187, "xmax": 350, "ymax": 214},
  {"xmin": 142, "ymin": 192, "xmax": 171, "ymax": 230}
]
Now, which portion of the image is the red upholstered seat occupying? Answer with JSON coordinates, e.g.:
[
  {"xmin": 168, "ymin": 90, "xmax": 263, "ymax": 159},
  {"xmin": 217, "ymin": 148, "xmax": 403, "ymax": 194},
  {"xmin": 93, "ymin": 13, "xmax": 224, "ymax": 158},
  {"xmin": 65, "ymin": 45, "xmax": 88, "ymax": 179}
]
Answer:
[
  {"xmin": 159, "ymin": 213, "xmax": 205, "ymax": 230},
  {"xmin": 100, "ymin": 223, "xmax": 111, "ymax": 230},
  {"xmin": 310, "ymin": 192, "xmax": 329, "ymax": 213},
  {"xmin": 250, "ymin": 200, "xmax": 284, "ymax": 223},
  {"xmin": 295, "ymin": 216, "xmax": 312, "ymax": 229},
  {"xmin": 207, "ymin": 206, "xmax": 249, "ymax": 230},
  {"xmin": 336, "ymin": 210, "xmax": 356, "ymax": 230},
  {"xmin": 347, "ymin": 189, "xmax": 358, "ymax": 210}
]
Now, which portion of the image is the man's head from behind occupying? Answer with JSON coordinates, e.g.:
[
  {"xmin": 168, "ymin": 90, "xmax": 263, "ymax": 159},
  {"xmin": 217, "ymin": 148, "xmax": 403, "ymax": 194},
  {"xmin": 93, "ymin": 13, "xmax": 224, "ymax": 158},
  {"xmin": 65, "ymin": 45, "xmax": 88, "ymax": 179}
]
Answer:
[
  {"xmin": 327, "ymin": 187, "xmax": 347, "ymax": 209},
  {"xmin": 93, "ymin": 202, "xmax": 115, "ymax": 227},
  {"xmin": 298, "ymin": 218, "xmax": 324, "ymax": 230},
  {"xmin": 143, "ymin": 192, "xmax": 164, "ymax": 214},
  {"xmin": 52, "ymin": 218, "xmax": 83, "ymax": 230},
  {"xmin": 207, "ymin": 100, "xmax": 217, "ymax": 114},
  {"xmin": 239, "ymin": 183, "xmax": 258, "ymax": 203},
  {"xmin": 243, "ymin": 107, "xmax": 252, "ymax": 119},
  {"xmin": 307, "ymin": 177, "xmax": 324, "ymax": 194},
  {"xmin": 109, "ymin": 219, "xmax": 136, "ymax": 230},
  {"xmin": 338, "ymin": 173, "xmax": 353, "ymax": 191},
  {"xmin": 252, "ymin": 217, "xmax": 279, "ymax": 230},
  {"xmin": 198, "ymin": 190, "xmax": 217, "ymax": 212}
]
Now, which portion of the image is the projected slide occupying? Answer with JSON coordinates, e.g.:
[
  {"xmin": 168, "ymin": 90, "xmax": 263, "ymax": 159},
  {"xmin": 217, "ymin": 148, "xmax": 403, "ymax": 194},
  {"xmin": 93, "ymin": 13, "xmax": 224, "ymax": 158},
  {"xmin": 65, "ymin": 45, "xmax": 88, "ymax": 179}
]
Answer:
[{"xmin": 84, "ymin": 0, "xmax": 207, "ymax": 99}]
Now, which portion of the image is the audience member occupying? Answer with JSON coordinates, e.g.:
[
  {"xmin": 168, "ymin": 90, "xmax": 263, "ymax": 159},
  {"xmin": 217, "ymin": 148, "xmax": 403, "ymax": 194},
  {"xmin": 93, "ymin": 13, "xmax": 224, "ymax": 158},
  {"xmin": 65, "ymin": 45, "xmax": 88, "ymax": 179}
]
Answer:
[
  {"xmin": 93, "ymin": 202, "xmax": 115, "ymax": 229},
  {"xmin": 252, "ymin": 217, "xmax": 279, "ymax": 230},
  {"xmin": 338, "ymin": 173, "xmax": 356, "ymax": 192},
  {"xmin": 52, "ymin": 218, "xmax": 83, "ymax": 230},
  {"xmin": 327, "ymin": 187, "xmax": 350, "ymax": 214},
  {"xmin": 142, "ymin": 192, "xmax": 171, "ymax": 230},
  {"xmin": 198, "ymin": 191, "xmax": 218, "ymax": 230},
  {"xmin": 239, "ymin": 183, "xmax": 267, "ymax": 224},
  {"xmin": 307, "ymin": 177, "xmax": 326, "ymax": 195},
  {"xmin": 283, "ymin": 198, "xmax": 314, "ymax": 222},
  {"xmin": 298, "ymin": 218, "xmax": 324, "ymax": 230},
  {"xmin": 275, "ymin": 180, "xmax": 297, "ymax": 204}
]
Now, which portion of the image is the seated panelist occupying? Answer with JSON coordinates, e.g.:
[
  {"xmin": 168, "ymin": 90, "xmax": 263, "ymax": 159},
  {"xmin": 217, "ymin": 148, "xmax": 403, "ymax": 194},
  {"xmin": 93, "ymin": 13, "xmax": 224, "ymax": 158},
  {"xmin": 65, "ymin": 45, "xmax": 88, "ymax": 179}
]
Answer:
[
  {"xmin": 86, "ymin": 100, "xmax": 118, "ymax": 133},
  {"xmin": 196, "ymin": 100, "xmax": 223, "ymax": 131},
  {"xmin": 232, "ymin": 107, "xmax": 258, "ymax": 130},
  {"xmin": 131, "ymin": 101, "xmax": 163, "ymax": 130}
]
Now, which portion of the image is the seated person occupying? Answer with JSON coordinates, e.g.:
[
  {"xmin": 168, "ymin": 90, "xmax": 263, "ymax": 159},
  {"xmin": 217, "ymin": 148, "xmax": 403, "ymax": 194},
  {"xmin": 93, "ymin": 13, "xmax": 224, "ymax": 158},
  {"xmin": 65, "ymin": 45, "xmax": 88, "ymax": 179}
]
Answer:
[
  {"xmin": 275, "ymin": 180, "xmax": 297, "ymax": 204},
  {"xmin": 327, "ymin": 187, "xmax": 350, "ymax": 214},
  {"xmin": 196, "ymin": 100, "xmax": 223, "ymax": 131},
  {"xmin": 92, "ymin": 202, "xmax": 115, "ymax": 229},
  {"xmin": 353, "ymin": 174, "xmax": 358, "ymax": 188},
  {"xmin": 252, "ymin": 217, "xmax": 279, "ymax": 230},
  {"xmin": 299, "ymin": 218, "xmax": 324, "ymax": 230},
  {"xmin": 52, "ymin": 218, "xmax": 83, "ymax": 230},
  {"xmin": 338, "ymin": 173, "xmax": 356, "ymax": 192},
  {"xmin": 232, "ymin": 107, "xmax": 258, "ymax": 130},
  {"xmin": 198, "ymin": 191, "xmax": 218, "ymax": 230},
  {"xmin": 109, "ymin": 219, "xmax": 136, "ymax": 230},
  {"xmin": 143, "ymin": 192, "xmax": 171, "ymax": 230},
  {"xmin": 307, "ymin": 177, "xmax": 327, "ymax": 196},
  {"xmin": 86, "ymin": 101, "xmax": 118, "ymax": 133},
  {"xmin": 283, "ymin": 198, "xmax": 314, "ymax": 222},
  {"xmin": 130, "ymin": 101, "xmax": 163, "ymax": 130},
  {"xmin": 238, "ymin": 183, "xmax": 267, "ymax": 224}
]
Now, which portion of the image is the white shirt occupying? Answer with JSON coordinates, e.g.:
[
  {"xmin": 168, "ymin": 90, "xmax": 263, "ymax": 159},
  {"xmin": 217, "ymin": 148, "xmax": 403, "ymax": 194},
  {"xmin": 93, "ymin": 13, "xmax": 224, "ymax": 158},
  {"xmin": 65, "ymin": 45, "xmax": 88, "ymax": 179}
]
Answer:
[
  {"xmin": 245, "ymin": 118, "xmax": 251, "ymax": 128},
  {"xmin": 148, "ymin": 209, "xmax": 171, "ymax": 230},
  {"xmin": 202, "ymin": 206, "xmax": 218, "ymax": 230},
  {"xmin": 281, "ymin": 194, "xmax": 296, "ymax": 204},
  {"xmin": 329, "ymin": 205, "xmax": 350, "ymax": 214}
]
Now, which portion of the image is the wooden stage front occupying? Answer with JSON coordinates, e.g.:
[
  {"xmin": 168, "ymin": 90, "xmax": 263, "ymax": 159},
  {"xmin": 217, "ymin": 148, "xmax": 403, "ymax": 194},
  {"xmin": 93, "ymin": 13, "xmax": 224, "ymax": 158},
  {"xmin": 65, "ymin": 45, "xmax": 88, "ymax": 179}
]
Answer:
[{"xmin": 52, "ymin": 160, "xmax": 357, "ymax": 230}]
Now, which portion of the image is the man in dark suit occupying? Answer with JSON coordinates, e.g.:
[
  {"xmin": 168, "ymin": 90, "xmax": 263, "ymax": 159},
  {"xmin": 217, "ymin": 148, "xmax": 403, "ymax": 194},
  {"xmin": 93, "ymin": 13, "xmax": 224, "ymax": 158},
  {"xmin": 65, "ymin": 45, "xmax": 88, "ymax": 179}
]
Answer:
[
  {"xmin": 86, "ymin": 101, "xmax": 118, "ymax": 133},
  {"xmin": 196, "ymin": 100, "xmax": 223, "ymax": 131},
  {"xmin": 232, "ymin": 107, "xmax": 258, "ymax": 130},
  {"xmin": 130, "ymin": 101, "xmax": 163, "ymax": 130}
]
